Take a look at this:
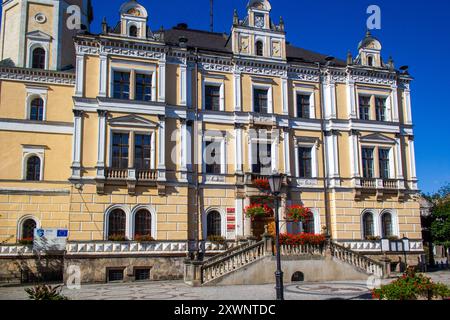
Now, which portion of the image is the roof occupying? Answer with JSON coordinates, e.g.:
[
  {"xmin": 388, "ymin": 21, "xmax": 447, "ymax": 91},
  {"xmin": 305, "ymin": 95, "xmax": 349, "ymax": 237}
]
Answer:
[{"xmin": 162, "ymin": 26, "xmax": 345, "ymax": 66}]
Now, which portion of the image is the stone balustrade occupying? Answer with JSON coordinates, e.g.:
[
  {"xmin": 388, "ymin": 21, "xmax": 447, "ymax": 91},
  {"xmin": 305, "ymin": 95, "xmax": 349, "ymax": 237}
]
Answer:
[{"xmin": 0, "ymin": 241, "xmax": 236, "ymax": 257}]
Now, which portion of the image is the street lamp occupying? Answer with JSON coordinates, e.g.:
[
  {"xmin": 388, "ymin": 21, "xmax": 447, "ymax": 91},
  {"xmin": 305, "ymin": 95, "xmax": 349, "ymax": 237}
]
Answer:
[{"xmin": 268, "ymin": 173, "xmax": 285, "ymax": 301}]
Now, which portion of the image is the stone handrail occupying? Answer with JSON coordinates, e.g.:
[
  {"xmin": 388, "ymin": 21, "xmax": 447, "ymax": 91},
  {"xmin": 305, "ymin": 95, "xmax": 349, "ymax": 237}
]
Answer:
[
  {"xmin": 201, "ymin": 240, "xmax": 266, "ymax": 284},
  {"xmin": 137, "ymin": 170, "xmax": 157, "ymax": 181},
  {"xmin": 280, "ymin": 243, "xmax": 325, "ymax": 256},
  {"xmin": 202, "ymin": 240, "xmax": 255, "ymax": 265},
  {"xmin": 106, "ymin": 168, "xmax": 128, "ymax": 179},
  {"xmin": 330, "ymin": 241, "xmax": 384, "ymax": 277}
]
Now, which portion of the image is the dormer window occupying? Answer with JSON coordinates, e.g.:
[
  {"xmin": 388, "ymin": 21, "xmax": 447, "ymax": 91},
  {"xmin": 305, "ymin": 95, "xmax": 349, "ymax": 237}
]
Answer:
[
  {"xmin": 129, "ymin": 25, "xmax": 138, "ymax": 37},
  {"xmin": 256, "ymin": 41, "xmax": 264, "ymax": 56}
]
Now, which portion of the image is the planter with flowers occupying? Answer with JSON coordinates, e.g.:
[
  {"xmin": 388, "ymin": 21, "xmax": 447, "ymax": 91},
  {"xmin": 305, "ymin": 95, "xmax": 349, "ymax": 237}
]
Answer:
[
  {"xmin": 134, "ymin": 235, "xmax": 155, "ymax": 243},
  {"xmin": 108, "ymin": 234, "xmax": 129, "ymax": 242},
  {"xmin": 253, "ymin": 178, "xmax": 270, "ymax": 192},
  {"xmin": 285, "ymin": 205, "xmax": 312, "ymax": 224},
  {"xmin": 244, "ymin": 204, "xmax": 273, "ymax": 220},
  {"xmin": 279, "ymin": 233, "xmax": 327, "ymax": 246}
]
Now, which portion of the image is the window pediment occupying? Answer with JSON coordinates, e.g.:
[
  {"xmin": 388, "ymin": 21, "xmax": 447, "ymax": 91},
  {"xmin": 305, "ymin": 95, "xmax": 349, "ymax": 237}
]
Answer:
[
  {"xmin": 108, "ymin": 115, "xmax": 158, "ymax": 129},
  {"xmin": 360, "ymin": 133, "xmax": 395, "ymax": 144},
  {"xmin": 26, "ymin": 30, "xmax": 52, "ymax": 42}
]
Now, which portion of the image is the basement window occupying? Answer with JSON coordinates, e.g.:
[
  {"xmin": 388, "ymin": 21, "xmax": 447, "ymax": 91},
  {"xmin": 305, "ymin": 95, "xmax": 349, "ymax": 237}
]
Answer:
[
  {"xmin": 134, "ymin": 268, "xmax": 151, "ymax": 281},
  {"xmin": 107, "ymin": 268, "xmax": 125, "ymax": 282}
]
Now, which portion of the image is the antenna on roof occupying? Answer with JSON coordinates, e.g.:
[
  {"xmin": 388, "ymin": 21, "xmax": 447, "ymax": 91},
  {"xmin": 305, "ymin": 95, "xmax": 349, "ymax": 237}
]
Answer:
[{"xmin": 210, "ymin": 0, "xmax": 214, "ymax": 32}]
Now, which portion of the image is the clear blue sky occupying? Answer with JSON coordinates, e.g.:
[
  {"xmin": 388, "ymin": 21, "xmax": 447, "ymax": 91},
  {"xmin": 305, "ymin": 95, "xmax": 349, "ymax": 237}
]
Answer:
[{"xmin": 92, "ymin": 0, "xmax": 449, "ymax": 194}]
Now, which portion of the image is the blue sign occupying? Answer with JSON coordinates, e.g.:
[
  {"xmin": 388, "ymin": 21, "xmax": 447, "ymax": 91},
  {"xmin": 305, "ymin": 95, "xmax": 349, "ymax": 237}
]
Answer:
[
  {"xmin": 36, "ymin": 229, "xmax": 45, "ymax": 237},
  {"xmin": 57, "ymin": 230, "xmax": 69, "ymax": 238}
]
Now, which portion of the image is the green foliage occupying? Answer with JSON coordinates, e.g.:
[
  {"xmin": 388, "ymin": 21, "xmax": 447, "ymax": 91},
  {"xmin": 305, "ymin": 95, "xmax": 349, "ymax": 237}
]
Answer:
[
  {"xmin": 426, "ymin": 183, "xmax": 450, "ymax": 248},
  {"xmin": 372, "ymin": 267, "xmax": 450, "ymax": 300},
  {"xmin": 25, "ymin": 284, "xmax": 69, "ymax": 301}
]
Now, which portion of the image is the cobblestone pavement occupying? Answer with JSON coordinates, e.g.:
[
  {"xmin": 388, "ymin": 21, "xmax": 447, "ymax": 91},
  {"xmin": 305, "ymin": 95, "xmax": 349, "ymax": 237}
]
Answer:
[{"xmin": 0, "ymin": 271, "xmax": 448, "ymax": 301}]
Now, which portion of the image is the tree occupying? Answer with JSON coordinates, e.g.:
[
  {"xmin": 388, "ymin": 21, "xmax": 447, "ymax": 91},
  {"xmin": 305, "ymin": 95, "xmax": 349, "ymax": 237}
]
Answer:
[{"xmin": 426, "ymin": 183, "xmax": 450, "ymax": 252}]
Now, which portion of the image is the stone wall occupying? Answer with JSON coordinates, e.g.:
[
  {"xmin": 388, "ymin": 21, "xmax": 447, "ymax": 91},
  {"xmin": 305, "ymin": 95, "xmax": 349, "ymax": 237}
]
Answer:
[{"xmin": 0, "ymin": 255, "xmax": 64, "ymax": 284}]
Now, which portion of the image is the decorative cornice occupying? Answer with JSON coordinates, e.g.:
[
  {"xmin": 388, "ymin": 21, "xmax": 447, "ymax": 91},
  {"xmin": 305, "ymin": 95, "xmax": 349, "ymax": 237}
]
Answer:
[{"xmin": 0, "ymin": 67, "xmax": 75, "ymax": 86}]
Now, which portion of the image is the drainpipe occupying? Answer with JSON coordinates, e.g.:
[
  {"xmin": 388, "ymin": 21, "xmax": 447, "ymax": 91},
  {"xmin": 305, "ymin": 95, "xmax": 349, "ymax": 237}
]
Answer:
[{"xmin": 316, "ymin": 61, "xmax": 332, "ymax": 239}]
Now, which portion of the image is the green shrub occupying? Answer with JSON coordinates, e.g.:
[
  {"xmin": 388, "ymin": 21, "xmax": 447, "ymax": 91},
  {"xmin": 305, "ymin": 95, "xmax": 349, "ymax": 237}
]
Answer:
[
  {"xmin": 25, "ymin": 284, "xmax": 69, "ymax": 301},
  {"xmin": 372, "ymin": 267, "xmax": 450, "ymax": 300}
]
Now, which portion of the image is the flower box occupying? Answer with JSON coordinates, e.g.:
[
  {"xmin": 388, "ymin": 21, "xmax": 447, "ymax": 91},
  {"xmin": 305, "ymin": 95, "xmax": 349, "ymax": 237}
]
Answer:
[{"xmin": 285, "ymin": 205, "xmax": 312, "ymax": 223}]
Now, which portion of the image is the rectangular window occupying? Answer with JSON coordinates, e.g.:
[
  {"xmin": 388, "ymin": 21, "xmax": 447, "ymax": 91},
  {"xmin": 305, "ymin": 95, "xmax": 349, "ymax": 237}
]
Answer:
[
  {"xmin": 134, "ymin": 268, "xmax": 151, "ymax": 281},
  {"xmin": 375, "ymin": 97, "xmax": 387, "ymax": 122},
  {"xmin": 113, "ymin": 71, "xmax": 130, "ymax": 100},
  {"xmin": 379, "ymin": 148, "xmax": 390, "ymax": 179},
  {"xmin": 134, "ymin": 134, "xmax": 152, "ymax": 170},
  {"xmin": 359, "ymin": 96, "xmax": 371, "ymax": 120},
  {"xmin": 253, "ymin": 142, "xmax": 272, "ymax": 175},
  {"xmin": 362, "ymin": 148, "xmax": 375, "ymax": 178},
  {"xmin": 297, "ymin": 94, "xmax": 311, "ymax": 119},
  {"xmin": 112, "ymin": 133, "xmax": 129, "ymax": 169},
  {"xmin": 135, "ymin": 73, "xmax": 152, "ymax": 102},
  {"xmin": 107, "ymin": 269, "xmax": 124, "ymax": 282},
  {"xmin": 205, "ymin": 85, "xmax": 221, "ymax": 111},
  {"xmin": 205, "ymin": 140, "xmax": 222, "ymax": 174},
  {"xmin": 298, "ymin": 147, "xmax": 313, "ymax": 178},
  {"xmin": 253, "ymin": 89, "xmax": 268, "ymax": 114}
]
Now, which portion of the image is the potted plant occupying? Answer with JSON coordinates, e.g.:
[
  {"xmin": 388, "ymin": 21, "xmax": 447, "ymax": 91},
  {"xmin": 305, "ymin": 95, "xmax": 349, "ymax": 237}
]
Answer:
[
  {"xmin": 134, "ymin": 234, "xmax": 155, "ymax": 242},
  {"xmin": 285, "ymin": 205, "xmax": 312, "ymax": 223},
  {"xmin": 108, "ymin": 234, "xmax": 129, "ymax": 242}
]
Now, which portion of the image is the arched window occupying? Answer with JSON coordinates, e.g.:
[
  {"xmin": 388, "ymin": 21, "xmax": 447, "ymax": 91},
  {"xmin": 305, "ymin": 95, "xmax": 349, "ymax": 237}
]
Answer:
[
  {"xmin": 30, "ymin": 98, "xmax": 44, "ymax": 121},
  {"xmin": 256, "ymin": 41, "xmax": 264, "ymax": 56},
  {"xmin": 32, "ymin": 47, "xmax": 46, "ymax": 69},
  {"xmin": 134, "ymin": 209, "xmax": 152, "ymax": 237},
  {"xmin": 207, "ymin": 211, "xmax": 222, "ymax": 237},
  {"xmin": 108, "ymin": 209, "xmax": 126, "ymax": 239},
  {"xmin": 129, "ymin": 25, "xmax": 138, "ymax": 37},
  {"xmin": 382, "ymin": 212, "xmax": 394, "ymax": 238},
  {"xmin": 21, "ymin": 219, "xmax": 37, "ymax": 240},
  {"xmin": 363, "ymin": 212, "xmax": 375, "ymax": 239},
  {"xmin": 26, "ymin": 156, "xmax": 41, "ymax": 181},
  {"xmin": 367, "ymin": 56, "xmax": 374, "ymax": 67}
]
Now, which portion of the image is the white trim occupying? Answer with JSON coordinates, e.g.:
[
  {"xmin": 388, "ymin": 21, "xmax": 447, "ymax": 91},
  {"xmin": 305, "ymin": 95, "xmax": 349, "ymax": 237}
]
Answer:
[
  {"xmin": 104, "ymin": 205, "xmax": 132, "ymax": 240},
  {"xmin": 203, "ymin": 134, "xmax": 226, "ymax": 175},
  {"xmin": 361, "ymin": 210, "xmax": 380, "ymax": 238},
  {"xmin": 202, "ymin": 79, "xmax": 225, "ymax": 111},
  {"xmin": 180, "ymin": 64, "xmax": 187, "ymax": 106},
  {"xmin": 25, "ymin": 86, "xmax": 48, "ymax": 121},
  {"xmin": 99, "ymin": 54, "xmax": 108, "ymax": 97},
  {"xmin": 294, "ymin": 139, "xmax": 318, "ymax": 179},
  {"xmin": 158, "ymin": 60, "xmax": 166, "ymax": 103},
  {"xmin": 17, "ymin": 215, "xmax": 41, "ymax": 240},
  {"xmin": 235, "ymin": 199, "xmax": 244, "ymax": 238},
  {"xmin": 130, "ymin": 205, "xmax": 157, "ymax": 240},
  {"xmin": 251, "ymin": 83, "xmax": 273, "ymax": 113},
  {"xmin": 203, "ymin": 207, "xmax": 227, "ymax": 239},
  {"xmin": 22, "ymin": 149, "xmax": 44, "ymax": 182},
  {"xmin": 283, "ymin": 130, "xmax": 291, "ymax": 176},
  {"xmin": 0, "ymin": 120, "xmax": 73, "ymax": 134},
  {"xmin": 97, "ymin": 112, "xmax": 107, "ymax": 171},
  {"xmin": 235, "ymin": 126, "xmax": 243, "ymax": 174},
  {"xmin": 233, "ymin": 72, "xmax": 242, "ymax": 112},
  {"xmin": 75, "ymin": 54, "xmax": 84, "ymax": 97},
  {"xmin": 293, "ymin": 87, "xmax": 315, "ymax": 119},
  {"xmin": 281, "ymin": 77, "xmax": 288, "ymax": 115},
  {"xmin": 408, "ymin": 138, "xmax": 417, "ymax": 180},
  {"xmin": 26, "ymin": 42, "xmax": 49, "ymax": 70},
  {"xmin": 380, "ymin": 210, "xmax": 400, "ymax": 238}
]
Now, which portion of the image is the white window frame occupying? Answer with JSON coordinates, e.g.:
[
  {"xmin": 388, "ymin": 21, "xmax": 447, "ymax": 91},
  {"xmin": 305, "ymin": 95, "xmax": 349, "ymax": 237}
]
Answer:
[
  {"xmin": 202, "ymin": 134, "xmax": 227, "ymax": 175},
  {"xmin": 379, "ymin": 210, "xmax": 400, "ymax": 238},
  {"xmin": 22, "ymin": 146, "xmax": 45, "ymax": 181},
  {"xmin": 26, "ymin": 42, "xmax": 49, "ymax": 70},
  {"xmin": 294, "ymin": 139, "xmax": 318, "ymax": 180},
  {"xmin": 357, "ymin": 93, "xmax": 372, "ymax": 120},
  {"xmin": 109, "ymin": 65, "xmax": 157, "ymax": 101},
  {"xmin": 130, "ymin": 205, "xmax": 157, "ymax": 240},
  {"xmin": 17, "ymin": 215, "xmax": 41, "ymax": 240},
  {"xmin": 108, "ymin": 129, "xmax": 156, "ymax": 170},
  {"xmin": 374, "ymin": 93, "xmax": 392, "ymax": 122},
  {"xmin": 251, "ymin": 83, "xmax": 273, "ymax": 114},
  {"xmin": 361, "ymin": 210, "xmax": 380, "ymax": 239},
  {"xmin": 254, "ymin": 36, "xmax": 266, "ymax": 56},
  {"xmin": 248, "ymin": 133, "xmax": 276, "ymax": 175},
  {"xmin": 203, "ymin": 207, "xmax": 227, "ymax": 239},
  {"xmin": 202, "ymin": 80, "xmax": 225, "ymax": 112},
  {"xmin": 293, "ymin": 87, "xmax": 316, "ymax": 119},
  {"xmin": 104, "ymin": 205, "xmax": 132, "ymax": 240},
  {"xmin": 25, "ymin": 86, "xmax": 48, "ymax": 121}
]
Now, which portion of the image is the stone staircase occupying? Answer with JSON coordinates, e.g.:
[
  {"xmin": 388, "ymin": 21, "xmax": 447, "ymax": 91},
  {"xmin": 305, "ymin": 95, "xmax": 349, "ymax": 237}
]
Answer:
[{"xmin": 184, "ymin": 235, "xmax": 386, "ymax": 286}]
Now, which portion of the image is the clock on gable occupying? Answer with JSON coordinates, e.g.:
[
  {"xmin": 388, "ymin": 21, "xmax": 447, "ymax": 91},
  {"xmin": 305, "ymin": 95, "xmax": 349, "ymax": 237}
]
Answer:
[{"xmin": 254, "ymin": 13, "xmax": 265, "ymax": 28}]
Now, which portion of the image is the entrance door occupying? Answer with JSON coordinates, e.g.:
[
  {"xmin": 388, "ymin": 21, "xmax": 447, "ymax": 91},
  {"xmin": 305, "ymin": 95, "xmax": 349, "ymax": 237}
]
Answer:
[{"xmin": 252, "ymin": 216, "xmax": 275, "ymax": 240}]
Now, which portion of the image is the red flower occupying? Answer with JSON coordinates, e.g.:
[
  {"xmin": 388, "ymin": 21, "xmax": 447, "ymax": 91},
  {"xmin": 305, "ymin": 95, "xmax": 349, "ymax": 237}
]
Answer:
[
  {"xmin": 285, "ymin": 205, "xmax": 312, "ymax": 223},
  {"xmin": 253, "ymin": 178, "xmax": 270, "ymax": 191}
]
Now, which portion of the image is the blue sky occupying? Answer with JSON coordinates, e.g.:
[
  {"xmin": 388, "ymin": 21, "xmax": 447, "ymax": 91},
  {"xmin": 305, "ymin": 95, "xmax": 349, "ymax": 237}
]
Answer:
[{"xmin": 91, "ymin": 0, "xmax": 449, "ymax": 194}]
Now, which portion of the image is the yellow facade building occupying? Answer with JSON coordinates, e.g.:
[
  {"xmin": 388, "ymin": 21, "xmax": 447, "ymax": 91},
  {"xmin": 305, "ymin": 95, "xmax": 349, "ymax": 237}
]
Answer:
[{"xmin": 0, "ymin": 0, "xmax": 423, "ymax": 283}]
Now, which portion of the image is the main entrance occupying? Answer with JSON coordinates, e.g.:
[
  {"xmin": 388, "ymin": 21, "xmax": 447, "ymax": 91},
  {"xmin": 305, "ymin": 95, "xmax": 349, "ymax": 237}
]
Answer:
[{"xmin": 249, "ymin": 196, "xmax": 275, "ymax": 239}]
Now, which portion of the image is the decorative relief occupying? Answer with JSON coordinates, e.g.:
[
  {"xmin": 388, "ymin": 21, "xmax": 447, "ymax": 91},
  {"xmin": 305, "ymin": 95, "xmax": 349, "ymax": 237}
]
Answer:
[
  {"xmin": 0, "ymin": 67, "xmax": 75, "ymax": 85},
  {"xmin": 239, "ymin": 36, "xmax": 250, "ymax": 54},
  {"xmin": 272, "ymin": 41, "xmax": 281, "ymax": 58}
]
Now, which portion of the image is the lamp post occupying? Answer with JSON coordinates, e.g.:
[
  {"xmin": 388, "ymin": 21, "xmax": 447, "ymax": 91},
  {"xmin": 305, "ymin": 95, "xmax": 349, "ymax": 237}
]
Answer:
[
  {"xmin": 268, "ymin": 173, "xmax": 285, "ymax": 301},
  {"xmin": 402, "ymin": 235, "xmax": 410, "ymax": 272}
]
